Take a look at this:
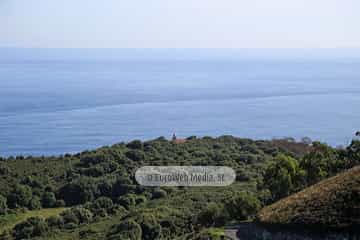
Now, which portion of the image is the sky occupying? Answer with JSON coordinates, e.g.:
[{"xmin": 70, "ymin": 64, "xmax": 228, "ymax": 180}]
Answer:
[{"xmin": 0, "ymin": 0, "xmax": 360, "ymax": 48}]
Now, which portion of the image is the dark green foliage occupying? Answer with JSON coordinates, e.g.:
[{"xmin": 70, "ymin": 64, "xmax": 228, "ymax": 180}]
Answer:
[
  {"xmin": 60, "ymin": 207, "xmax": 93, "ymax": 225},
  {"xmin": 225, "ymin": 191, "xmax": 261, "ymax": 221},
  {"xmin": 344, "ymin": 140, "xmax": 360, "ymax": 168},
  {"xmin": 197, "ymin": 202, "xmax": 227, "ymax": 227},
  {"xmin": 85, "ymin": 196, "xmax": 114, "ymax": 216},
  {"xmin": 80, "ymin": 153, "xmax": 107, "ymax": 166},
  {"xmin": 46, "ymin": 215, "xmax": 64, "ymax": 228},
  {"xmin": 126, "ymin": 140, "xmax": 143, "ymax": 150},
  {"xmin": 263, "ymin": 154, "xmax": 304, "ymax": 200},
  {"xmin": 0, "ymin": 194, "xmax": 7, "ymax": 215},
  {"xmin": 300, "ymin": 142, "xmax": 337, "ymax": 185},
  {"xmin": 135, "ymin": 213, "xmax": 162, "ymax": 240},
  {"xmin": 58, "ymin": 178, "xmax": 96, "ymax": 206},
  {"xmin": 13, "ymin": 217, "xmax": 48, "ymax": 240},
  {"xmin": 151, "ymin": 188, "xmax": 167, "ymax": 199},
  {"xmin": 125, "ymin": 150, "xmax": 145, "ymax": 161},
  {"xmin": 28, "ymin": 196, "xmax": 42, "ymax": 210},
  {"xmin": 108, "ymin": 220, "xmax": 142, "ymax": 240},
  {"xmin": 55, "ymin": 199, "xmax": 66, "ymax": 207},
  {"xmin": 117, "ymin": 194, "xmax": 136, "ymax": 210},
  {"xmin": 6, "ymin": 184, "xmax": 33, "ymax": 209},
  {"xmin": 1, "ymin": 135, "xmax": 358, "ymax": 239},
  {"xmin": 42, "ymin": 192, "xmax": 57, "ymax": 208}
]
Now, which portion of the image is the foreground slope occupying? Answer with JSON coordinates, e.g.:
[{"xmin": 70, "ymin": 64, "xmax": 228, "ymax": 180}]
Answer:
[{"xmin": 258, "ymin": 166, "xmax": 360, "ymax": 229}]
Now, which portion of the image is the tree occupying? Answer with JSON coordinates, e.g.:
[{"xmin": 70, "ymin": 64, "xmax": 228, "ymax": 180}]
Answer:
[
  {"xmin": 126, "ymin": 140, "xmax": 143, "ymax": 150},
  {"xmin": 58, "ymin": 178, "xmax": 96, "ymax": 206},
  {"xmin": 197, "ymin": 202, "xmax": 226, "ymax": 227},
  {"xmin": 136, "ymin": 214, "xmax": 162, "ymax": 240},
  {"xmin": 263, "ymin": 154, "xmax": 304, "ymax": 200},
  {"xmin": 300, "ymin": 142, "xmax": 337, "ymax": 185},
  {"xmin": 108, "ymin": 220, "xmax": 142, "ymax": 240},
  {"xmin": 7, "ymin": 184, "xmax": 33, "ymax": 208},
  {"xmin": 225, "ymin": 192, "xmax": 260, "ymax": 221},
  {"xmin": 61, "ymin": 207, "xmax": 93, "ymax": 225},
  {"xmin": 28, "ymin": 196, "xmax": 42, "ymax": 210},
  {"xmin": 117, "ymin": 194, "xmax": 136, "ymax": 210},
  {"xmin": 42, "ymin": 192, "xmax": 57, "ymax": 208},
  {"xmin": 13, "ymin": 217, "xmax": 48, "ymax": 240},
  {"xmin": 0, "ymin": 195, "xmax": 7, "ymax": 215},
  {"xmin": 345, "ymin": 140, "xmax": 360, "ymax": 168}
]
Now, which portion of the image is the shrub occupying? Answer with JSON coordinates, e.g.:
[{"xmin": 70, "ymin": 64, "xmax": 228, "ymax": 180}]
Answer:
[
  {"xmin": 93, "ymin": 197, "xmax": 113, "ymax": 211},
  {"xmin": 225, "ymin": 192, "xmax": 261, "ymax": 221},
  {"xmin": 13, "ymin": 217, "xmax": 48, "ymax": 240},
  {"xmin": 126, "ymin": 140, "xmax": 143, "ymax": 150},
  {"xmin": 58, "ymin": 178, "xmax": 96, "ymax": 206},
  {"xmin": 80, "ymin": 153, "xmax": 107, "ymax": 166},
  {"xmin": 62, "ymin": 207, "xmax": 93, "ymax": 225},
  {"xmin": 46, "ymin": 215, "xmax": 64, "ymax": 228},
  {"xmin": 151, "ymin": 188, "xmax": 167, "ymax": 199},
  {"xmin": 108, "ymin": 220, "xmax": 142, "ymax": 240},
  {"xmin": 117, "ymin": 194, "xmax": 136, "ymax": 210},
  {"xmin": 42, "ymin": 192, "xmax": 57, "ymax": 208},
  {"xmin": 264, "ymin": 154, "xmax": 304, "ymax": 200},
  {"xmin": 136, "ymin": 214, "xmax": 162, "ymax": 240},
  {"xmin": 7, "ymin": 184, "xmax": 33, "ymax": 208},
  {"xmin": 61, "ymin": 209, "xmax": 79, "ymax": 225},
  {"xmin": 125, "ymin": 150, "xmax": 145, "ymax": 161},
  {"xmin": 28, "ymin": 196, "xmax": 42, "ymax": 210},
  {"xmin": 56, "ymin": 199, "xmax": 66, "ymax": 207},
  {"xmin": 197, "ymin": 202, "xmax": 227, "ymax": 227},
  {"xmin": 0, "ymin": 195, "xmax": 7, "ymax": 215}
]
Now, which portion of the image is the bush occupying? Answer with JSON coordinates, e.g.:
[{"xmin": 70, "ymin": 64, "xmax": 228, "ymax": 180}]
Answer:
[
  {"xmin": 42, "ymin": 192, "xmax": 57, "ymax": 208},
  {"xmin": 46, "ymin": 215, "xmax": 64, "ymax": 228},
  {"xmin": 0, "ymin": 195, "xmax": 7, "ymax": 215},
  {"xmin": 58, "ymin": 178, "xmax": 96, "ymax": 206},
  {"xmin": 6, "ymin": 184, "xmax": 32, "ymax": 208},
  {"xmin": 300, "ymin": 142, "xmax": 336, "ymax": 185},
  {"xmin": 136, "ymin": 214, "xmax": 162, "ymax": 240},
  {"xmin": 56, "ymin": 199, "xmax": 66, "ymax": 207},
  {"xmin": 197, "ymin": 202, "xmax": 227, "ymax": 227},
  {"xmin": 117, "ymin": 194, "xmax": 136, "ymax": 210},
  {"xmin": 93, "ymin": 197, "xmax": 113, "ymax": 210},
  {"xmin": 225, "ymin": 192, "xmax": 261, "ymax": 221},
  {"xmin": 108, "ymin": 220, "xmax": 142, "ymax": 240},
  {"xmin": 61, "ymin": 209, "xmax": 79, "ymax": 225},
  {"xmin": 264, "ymin": 154, "xmax": 304, "ymax": 200},
  {"xmin": 13, "ymin": 217, "xmax": 48, "ymax": 240},
  {"xmin": 87, "ymin": 197, "xmax": 114, "ymax": 216},
  {"xmin": 125, "ymin": 150, "xmax": 145, "ymax": 161},
  {"xmin": 126, "ymin": 140, "xmax": 143, "ymax": 149},
  {"xmin": 151, "ymin": 188, "xmax": 167, "ymax": 199},
  {"xmin": 28, "ymin": 196, "xmax": 42, "ymax": 210},
  {"xmin": 62, "ymin": 207, "xmax": 93, "ymax": 225}
]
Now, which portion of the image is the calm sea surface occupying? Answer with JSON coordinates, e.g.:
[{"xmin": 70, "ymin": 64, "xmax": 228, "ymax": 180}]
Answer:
[{"xmin": 0, "ymin": 49, "xmax": 359, "ymax": 156}]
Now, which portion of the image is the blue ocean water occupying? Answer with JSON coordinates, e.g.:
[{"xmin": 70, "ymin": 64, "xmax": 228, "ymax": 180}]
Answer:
[{"xmin": 0, "ymin": 49, "xmax": 359, "ymax": 156}]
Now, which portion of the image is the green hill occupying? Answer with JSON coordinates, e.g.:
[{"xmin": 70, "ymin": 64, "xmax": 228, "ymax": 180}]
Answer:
[{"xmin": 257, "ymin": 166, "xmax": 360, "ymax": 229}]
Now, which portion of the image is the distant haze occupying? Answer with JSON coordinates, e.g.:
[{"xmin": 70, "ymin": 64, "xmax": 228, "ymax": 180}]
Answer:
[{"xmin": 1, "ymin": 0, "xmax": 360, "ymax": 48}]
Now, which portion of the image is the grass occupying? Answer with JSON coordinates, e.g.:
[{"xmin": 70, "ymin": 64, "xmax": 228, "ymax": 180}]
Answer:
[
  {"xmin": 257, "ymin": 166, "xmax": 360, "ymax": 229},
  {"xmin": 0, "ymin": 207, "xmax": 67, "ymax": 234},
  {"xmin": 207, "ymin": 227, "xmax": 225, "ymax": 237}
]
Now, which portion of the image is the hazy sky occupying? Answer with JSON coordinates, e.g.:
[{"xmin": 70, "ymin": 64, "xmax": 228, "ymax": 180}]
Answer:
[{"xmin": 1, "ymin": 0, "xmax": 359, "ymax": 48}]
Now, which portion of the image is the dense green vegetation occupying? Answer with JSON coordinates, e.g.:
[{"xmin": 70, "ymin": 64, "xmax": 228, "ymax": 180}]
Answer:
[{"xmin": 0, "ymin": 136, "xmax": 358, "ymax": 239}]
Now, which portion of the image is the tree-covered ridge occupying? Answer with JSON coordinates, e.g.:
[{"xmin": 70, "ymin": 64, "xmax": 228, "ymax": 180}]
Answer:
[{"xmin": 0, "ymin": 136, "xmax": 358, "ymax": 240}]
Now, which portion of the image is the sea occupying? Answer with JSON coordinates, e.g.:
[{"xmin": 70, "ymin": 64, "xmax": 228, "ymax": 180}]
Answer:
[{"xmin": 0, "ymin": 48, "xmax": 359, "ymax": 157}]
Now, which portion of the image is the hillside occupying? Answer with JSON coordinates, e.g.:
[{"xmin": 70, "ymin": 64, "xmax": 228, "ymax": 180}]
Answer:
[
  {"xmin": 257, "ymin": 166, "xmax": 360, "ymax": 229},
  {"xmin": 0, "ymin": 136, "xmax": 358, "ymax": 239}
]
